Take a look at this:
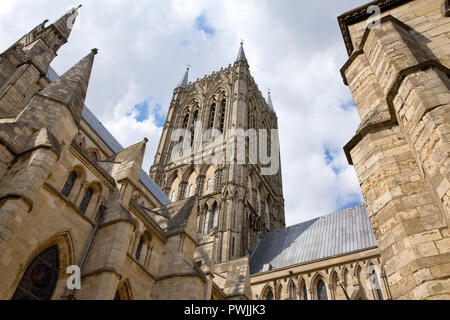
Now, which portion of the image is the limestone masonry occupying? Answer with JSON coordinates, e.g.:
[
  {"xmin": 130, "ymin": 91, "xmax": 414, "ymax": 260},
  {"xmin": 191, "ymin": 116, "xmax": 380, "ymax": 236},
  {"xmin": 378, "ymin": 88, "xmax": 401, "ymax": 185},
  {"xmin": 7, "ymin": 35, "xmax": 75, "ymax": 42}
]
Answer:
[{"xmin": 0, "ymin": 0, "xmax": 448, "ymax": 300}]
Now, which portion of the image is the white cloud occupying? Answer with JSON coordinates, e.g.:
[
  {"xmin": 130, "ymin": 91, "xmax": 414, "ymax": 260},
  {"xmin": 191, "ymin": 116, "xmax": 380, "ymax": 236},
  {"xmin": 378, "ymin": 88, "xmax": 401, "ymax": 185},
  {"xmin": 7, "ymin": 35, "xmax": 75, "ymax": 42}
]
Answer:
[{"xmin": 0, "ymin": 0, "xmax": 370, "ymax": 225}]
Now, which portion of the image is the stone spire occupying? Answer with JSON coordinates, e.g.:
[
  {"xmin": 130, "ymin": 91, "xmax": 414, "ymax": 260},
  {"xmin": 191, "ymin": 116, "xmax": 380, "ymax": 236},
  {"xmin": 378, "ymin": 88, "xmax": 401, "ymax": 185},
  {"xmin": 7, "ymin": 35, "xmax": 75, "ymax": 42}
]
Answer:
[
  {"xmin": 38, "ymin": 48, "xmax": 98, "ymax": 124},
  {"xmin": 267, "ymin": 90, "xmax": 275, "ymax": 113},
  {"xmin": 235, "ymin": 41, "xmax": 247, "ymax": 63},
  {"xmin": 176, "ymin": 66, "xmax": 189, "ymax": 89},
  {"xmin": 52, "ymin": 5, "xmax": 82, "ymax": 41}
]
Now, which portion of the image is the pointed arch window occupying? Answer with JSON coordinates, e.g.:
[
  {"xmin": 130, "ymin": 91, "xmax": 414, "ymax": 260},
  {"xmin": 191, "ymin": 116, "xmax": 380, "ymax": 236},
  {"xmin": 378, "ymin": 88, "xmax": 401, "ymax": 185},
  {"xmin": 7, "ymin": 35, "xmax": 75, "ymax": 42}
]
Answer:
[
  {"xmin": 61, "ymin": 171, "xmax": 77, "ymax": 198},
  {"xmin": 303, "ymin": 284, "xmax": 308, "ymax": 300},
  {"xmin": 219, "ymin": 99, "xmax": 226, "ymax": 132},
  {"xmin": 191, "ymin": 108, "xmax": 199, "ymax": 147},
  {"xmin": 212, "ymin": 202, "xmax": 218, "ymax": 228},
  {"xmin": 370, "ymin": 269, "xmax": 384, "ymax": 300},
  {"xmin": 188, "ymin": 185, "xmax": 194, "ymax": 197},
  {"xmin": 12, "ymin": 245, "xmax": 59, "ymax": 300},
  {"xmin": 208, "ymin": 104, "xmax": 216, "ymax": 129},
  {"xmin": 317, "ymin": 280, "xmax": 328, "ymax": 300},
  {"xmin": 135, "ymin": 236, "xmax": 144, "ymax": 260},
  {"xmin": 265, "ymin": 289, "xmax": 274, "ymax": 300},
  {"xmin": 182, "ymin": 113, "xmax": 189, "ymax": 129},
  {"xmin": 206, "ymin": 179, "xmax": 212, "ymax": 191},
  {"xmin": 171, "ymin": 191, "xmax": 176, "ymax": 202},
  {"xmin": 203, "ymin": 206, "xmax": 210, "ymax": 235},
  {"xmin": 289, "ymin": 281, "xmax": 297, "ymax": 300},
  {"xmin": 79, "ymin": 187, "xmax": 93, "ymax": 214}
]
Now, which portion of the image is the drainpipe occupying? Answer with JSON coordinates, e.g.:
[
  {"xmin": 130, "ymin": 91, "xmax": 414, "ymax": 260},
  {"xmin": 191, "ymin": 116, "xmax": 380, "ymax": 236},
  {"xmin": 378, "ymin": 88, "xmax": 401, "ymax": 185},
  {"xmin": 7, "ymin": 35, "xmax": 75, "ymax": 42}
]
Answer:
[
  {"xmin": 67, "ymin": 203, "xmax": 107, "ymax": 300},
  {"xmin": 337, "ymin": 281, "xmax": 351, "ymax": 300}
]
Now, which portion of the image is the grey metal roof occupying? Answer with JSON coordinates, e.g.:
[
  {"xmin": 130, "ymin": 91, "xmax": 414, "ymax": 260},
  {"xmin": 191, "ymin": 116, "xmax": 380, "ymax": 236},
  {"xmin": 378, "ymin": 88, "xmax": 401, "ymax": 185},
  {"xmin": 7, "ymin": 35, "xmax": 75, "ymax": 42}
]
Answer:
[
  {"xmin": 236, "ymin": 42, "xmax": 247, "ymax": 63},
  {"xmin": 249, "ymin": 204, "xmax": 377, "ymax": 275},
  {"xmin": 46, "ymin": 67, "xmax": 170, "ymax": 206},
  {"xmin": 176, "ymin": 67, "xmax": 189, "ymax": 89}
]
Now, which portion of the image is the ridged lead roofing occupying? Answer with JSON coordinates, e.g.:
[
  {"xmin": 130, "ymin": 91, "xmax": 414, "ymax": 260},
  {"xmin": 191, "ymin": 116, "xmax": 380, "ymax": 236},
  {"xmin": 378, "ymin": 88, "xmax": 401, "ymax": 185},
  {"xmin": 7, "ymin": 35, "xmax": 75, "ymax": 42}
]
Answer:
[{"xmin": 249, "ymin": 204, "xmax": 377, "ymax": 274}]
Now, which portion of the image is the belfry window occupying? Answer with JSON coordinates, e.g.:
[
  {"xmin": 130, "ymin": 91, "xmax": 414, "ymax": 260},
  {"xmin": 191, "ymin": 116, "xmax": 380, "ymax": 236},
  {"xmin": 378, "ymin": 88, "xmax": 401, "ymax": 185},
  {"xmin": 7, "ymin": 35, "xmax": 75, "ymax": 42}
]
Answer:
[
  {"xmin": 61, "ymin": 171, "xmax": 77, "ymax": 198},
  {"xmin": 317, "ymin": 280, "xmax": 328, "ymax": 300},
  {"xmin": 79, "ymin": 188, "xmax": 93, "ymax": 214},
  {"xmin": 219, "ymin": 99, "xmax": 226, "ymax": 132},
  {"xmin": 12, "ymin": 245, "xmax": 59, "ymax": 300},
  {"xmin": 208, "ymin": 104, "xmax": 216, "ymax": 129}
]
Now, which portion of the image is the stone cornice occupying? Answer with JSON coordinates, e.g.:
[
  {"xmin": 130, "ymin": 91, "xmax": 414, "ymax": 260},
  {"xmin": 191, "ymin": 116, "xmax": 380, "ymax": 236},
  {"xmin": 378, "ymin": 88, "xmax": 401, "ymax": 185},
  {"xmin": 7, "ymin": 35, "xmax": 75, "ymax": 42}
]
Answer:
[{"xmin": 337, "ymin": 0, "xmax": 414, "ymax": 56}]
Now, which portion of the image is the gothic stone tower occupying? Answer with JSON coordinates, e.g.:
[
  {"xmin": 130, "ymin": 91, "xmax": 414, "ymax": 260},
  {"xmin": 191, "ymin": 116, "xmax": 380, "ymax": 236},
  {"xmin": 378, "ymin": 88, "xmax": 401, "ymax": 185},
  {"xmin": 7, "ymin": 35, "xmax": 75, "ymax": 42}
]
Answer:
[
  {"xmin": 339, "ymin": 0, "xmax": 450, "ymax": 299},
  {"xmin": 150, "ymin": 43, "xmax": 285, "ymax": 263}
]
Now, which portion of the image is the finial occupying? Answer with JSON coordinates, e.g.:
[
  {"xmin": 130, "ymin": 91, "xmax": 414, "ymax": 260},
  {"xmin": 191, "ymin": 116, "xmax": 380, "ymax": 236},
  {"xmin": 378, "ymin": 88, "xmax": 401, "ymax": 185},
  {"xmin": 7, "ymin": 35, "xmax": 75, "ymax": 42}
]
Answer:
[
  {"xmin": 144, "ymin": 137, "xmax": 149, "ymax": 143},
  {"xmin": 186, "ymin": 64, "xmax": 191, "ymax": 71},
  {"xmin": 91, "ymin": 48, "xmax": 99, "ymax": 55},
  {"xmin": 240, "ymin": 39, "xmax": 244, "ymax": 45},
  {"xmin": 77, "ymin": 4, "xmax": 82, "ymax": 9},
  {"xmin": 43, "ymin": 19, "xmax": 49, "ymax": 24}
]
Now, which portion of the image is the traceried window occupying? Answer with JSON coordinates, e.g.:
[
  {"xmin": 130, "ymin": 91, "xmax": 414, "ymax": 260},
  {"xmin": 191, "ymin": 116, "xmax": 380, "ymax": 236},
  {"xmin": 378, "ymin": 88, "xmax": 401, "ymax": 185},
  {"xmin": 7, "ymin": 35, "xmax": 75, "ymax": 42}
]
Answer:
[
  {"xmin": 12, "ymin": 245, "xmax": 59, "ymax": 300},
  {"xmin": 79, "ymin": 187, "xmax": 93, "ymax": 214},
  {"xmin": 182, "ymin": 113, "xmax": 189, "ymax": 129},
  {"xmin": 191, "ymin": 109, "xmax": 199, "ymax": 147},
  {"xmin": 203, "ymin": 206, "xmax": 210, "ymax": 235},
  {"xmin": 317, "ymin": 280, "xmax": 328, "ymax": 300},
  {"xmin": 208, "ymin": 104, "xmax": 216, "ymax": 129},
  {"xmin": 219, "ymin": 99, "xmax": 226, "ymax": 132},
  {"xmin": 61, "ymin": 171, "xmax": 77, "ymax": 198},
  {"xmin": 211, "ymin": 202, "xmax": 218, "ymax": 228}
]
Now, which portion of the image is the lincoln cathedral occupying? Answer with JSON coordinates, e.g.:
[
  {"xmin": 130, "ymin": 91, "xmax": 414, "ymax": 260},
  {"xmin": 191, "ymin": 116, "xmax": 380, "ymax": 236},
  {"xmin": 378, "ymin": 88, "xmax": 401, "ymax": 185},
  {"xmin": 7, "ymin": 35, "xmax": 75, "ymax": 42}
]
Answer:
[{"xmin": 0, "ymin": 0, "xmax": 448, "ymax": 300}]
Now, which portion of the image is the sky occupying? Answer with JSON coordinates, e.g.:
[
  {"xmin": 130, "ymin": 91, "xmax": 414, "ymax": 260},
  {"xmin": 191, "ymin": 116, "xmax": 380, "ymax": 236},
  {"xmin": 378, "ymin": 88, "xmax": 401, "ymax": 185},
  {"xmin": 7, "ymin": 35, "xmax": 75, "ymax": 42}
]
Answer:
[{"xmin": 0, "ymin": 0, "xmax": 371, "ymax": 226}]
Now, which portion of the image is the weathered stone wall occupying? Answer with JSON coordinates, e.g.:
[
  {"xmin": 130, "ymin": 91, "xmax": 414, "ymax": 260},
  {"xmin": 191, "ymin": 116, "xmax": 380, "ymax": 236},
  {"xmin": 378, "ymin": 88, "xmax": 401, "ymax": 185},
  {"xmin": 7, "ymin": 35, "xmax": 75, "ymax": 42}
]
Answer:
[{"xmin": 341, "ymin": 0, "xmax": 450, "ymax": 299}]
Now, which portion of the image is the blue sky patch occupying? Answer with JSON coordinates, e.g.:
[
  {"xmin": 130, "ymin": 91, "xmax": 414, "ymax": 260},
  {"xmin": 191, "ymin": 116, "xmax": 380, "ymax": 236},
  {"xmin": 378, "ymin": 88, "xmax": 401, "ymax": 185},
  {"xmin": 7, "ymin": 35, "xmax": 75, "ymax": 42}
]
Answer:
[
  {"xmin": 132, "ymin": 100, "xmax": 166, "ymax": 128},
  {"xmin": 339, "ymin": 101, "xmax": 356, "ymax": 111},
  {"xmin": 195, "ymin": 14, "xmax": 215, "ymax": 36},
  {"xmin": 336, "ymin": 195, "xmax": 364, "ymax": 212},
  {"xmin": 134, "ymin": 102, "xmax": 149, "ymax": 123},
  {"xmin": 324, "ymin": 146, "xmax": 341, "ymax": 174}
]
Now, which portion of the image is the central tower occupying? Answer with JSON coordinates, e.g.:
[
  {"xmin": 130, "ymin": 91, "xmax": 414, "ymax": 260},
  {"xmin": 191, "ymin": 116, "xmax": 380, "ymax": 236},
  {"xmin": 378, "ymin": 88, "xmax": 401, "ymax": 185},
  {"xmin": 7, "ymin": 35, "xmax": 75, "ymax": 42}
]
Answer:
[{"xmin": 150, "ymin": 43, "xmax": 285, "ymax": 263}]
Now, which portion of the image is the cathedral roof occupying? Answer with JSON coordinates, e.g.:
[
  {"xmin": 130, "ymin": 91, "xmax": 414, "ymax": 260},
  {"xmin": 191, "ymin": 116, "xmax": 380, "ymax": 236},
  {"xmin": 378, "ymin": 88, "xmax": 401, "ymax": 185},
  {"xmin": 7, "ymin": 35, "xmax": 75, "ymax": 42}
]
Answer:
[
  {"xmin": 46, "ymin": 66, "xmax": 170, "ymax": 206},
  {"xmin": 249, "ymin": 204, "xmax": 377, "ymax": 274}
]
